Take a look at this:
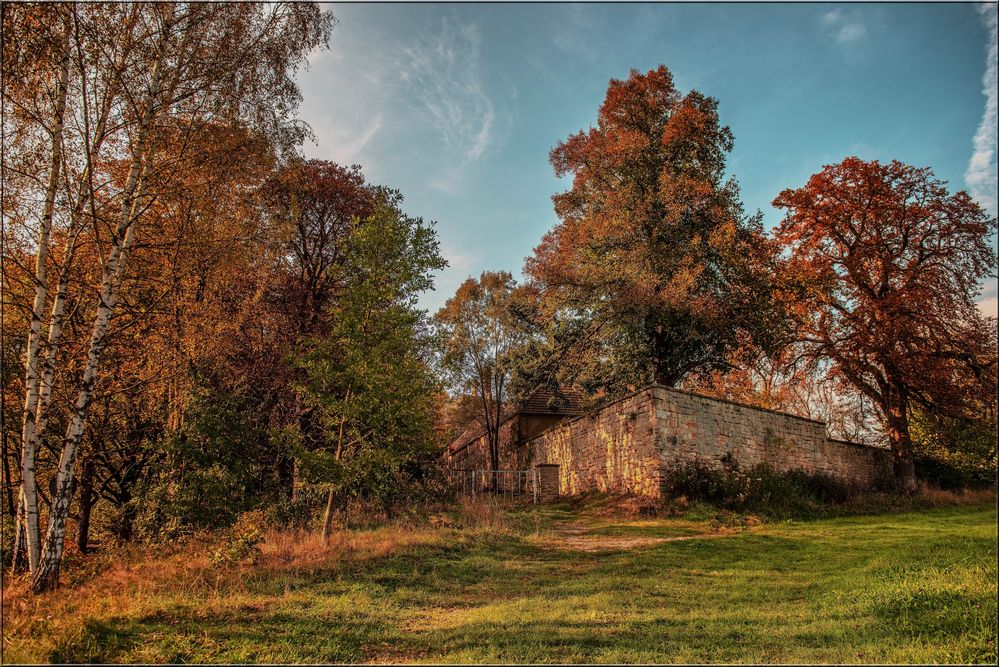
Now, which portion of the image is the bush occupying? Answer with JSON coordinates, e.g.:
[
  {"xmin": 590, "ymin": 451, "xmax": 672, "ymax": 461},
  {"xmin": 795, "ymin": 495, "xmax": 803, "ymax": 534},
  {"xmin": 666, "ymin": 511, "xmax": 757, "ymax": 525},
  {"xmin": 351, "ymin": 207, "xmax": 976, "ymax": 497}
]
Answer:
[
  {"xmin": 911, "ymin": 410, "xmax": 997, "ymax": 490},
  {"xmin": 209, "ymin": 510, "xmax": 266, "ymax": 567},
  {"xmin": 265, "ymin": 486, "xmax": 327, "ymax": 530},
  {"xmin": 660, "ymin": 459, "xmax": 856, "ymax": 519},
  {"xmin": 129, "ymin": 382, "xmax": 289, "ymax": 540},
  {"xmin": 0, "ymin": 511, "xmax": 15, "ymax": 570}
]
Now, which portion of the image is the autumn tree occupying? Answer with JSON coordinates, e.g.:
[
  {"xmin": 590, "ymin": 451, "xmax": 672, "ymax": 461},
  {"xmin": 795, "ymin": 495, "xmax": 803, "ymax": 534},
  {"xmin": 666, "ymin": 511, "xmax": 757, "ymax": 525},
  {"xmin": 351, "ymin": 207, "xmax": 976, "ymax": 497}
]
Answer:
[
  {"xmin": 3, "ymin": 2, "xmax": 333, "ymax": 592},
  {"xmin": 526, "ymin": 65, "xmax": 785, "ymax": 395},
  {"xmin": 435, "ymin": 272, "xmax": 527, "ymax": 473},
  {"xmin": 259, "ymin": 159, "xmax": 379, "ymax": 496},
  {"xmin": 262, "ymin": 160, "xmax": 379, "ymax": 340},
  {"xmin": 773, "ymin": 157, "xmax": 998, "ymax": 490}
]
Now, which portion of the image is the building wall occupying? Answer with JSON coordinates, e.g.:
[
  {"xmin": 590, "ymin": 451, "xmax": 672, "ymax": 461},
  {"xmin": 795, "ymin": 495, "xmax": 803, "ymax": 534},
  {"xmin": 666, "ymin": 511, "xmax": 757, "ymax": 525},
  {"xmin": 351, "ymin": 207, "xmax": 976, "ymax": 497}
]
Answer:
[{"xmin": 527, "ymin": 385, "xmax": 892, "ymax": 497}]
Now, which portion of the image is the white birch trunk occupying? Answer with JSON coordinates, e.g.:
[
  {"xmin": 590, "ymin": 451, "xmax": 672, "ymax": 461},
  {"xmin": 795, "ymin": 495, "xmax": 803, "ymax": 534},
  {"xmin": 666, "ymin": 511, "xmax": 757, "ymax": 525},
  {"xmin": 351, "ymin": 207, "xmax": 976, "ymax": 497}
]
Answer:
[
  {"xmin": 32, "ymin": 220, "xmax": 84, "ymax": 438},
  {"xmin": 30, "ymin": 11, "xmax": 172, "ymax": 591},
  {"xmin": 17, "ymin": 25, "xmax": 71, "ymax": 575}
]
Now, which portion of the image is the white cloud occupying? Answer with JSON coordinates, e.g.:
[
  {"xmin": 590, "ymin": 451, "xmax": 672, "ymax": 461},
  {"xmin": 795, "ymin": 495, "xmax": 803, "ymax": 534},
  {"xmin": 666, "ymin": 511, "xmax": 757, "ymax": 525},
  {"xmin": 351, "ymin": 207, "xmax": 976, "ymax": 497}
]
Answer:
[
  {"xmin": 978, "ymin": 296, "xmax": 998, "ymax": 319},
  {"xmin": 977, "ymin": 278, "xmax": 998, "ymax": 319},
  {"xmin": 419, "ymin": 242, "xmax": 481, "ymax": 313},
  {"xmin": 965, "ymin": 3, "xmax": 998, "ymax": 217},
  {"xmin": 821, "ymin": 9, "xmax": 867, "ymax": 44},
  {"xmin": 399, "ymin": 18, "xmax": 496, "ymax": 168},
  {"xmin": 310, "ymin": 113, "xmax": 382, "ymax": 165}
]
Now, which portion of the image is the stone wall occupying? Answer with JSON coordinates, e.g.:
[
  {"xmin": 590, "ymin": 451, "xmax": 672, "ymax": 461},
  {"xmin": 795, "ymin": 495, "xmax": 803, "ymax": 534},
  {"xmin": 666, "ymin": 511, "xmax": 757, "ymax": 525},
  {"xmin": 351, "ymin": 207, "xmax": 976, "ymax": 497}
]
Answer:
[
  {"xmin": 527, "ymin": 385, "xmax": 892, "ymax": 497},
  {"xmin": 446, "ymin": 416, "xmax": 520, "ymax": 471},
  {"xmin": 652, "ymin": 387, "xmax": 891, "ymax": 488},
  {"xmin": 528, "ymin": 388, "xmax": 662, "ymax": 496}
]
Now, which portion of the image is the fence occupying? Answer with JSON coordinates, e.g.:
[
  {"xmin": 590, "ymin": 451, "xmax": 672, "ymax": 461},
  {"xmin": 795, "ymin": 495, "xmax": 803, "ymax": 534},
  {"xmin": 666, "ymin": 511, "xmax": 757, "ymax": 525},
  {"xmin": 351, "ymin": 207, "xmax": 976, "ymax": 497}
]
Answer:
[{"xmin": 448, "ymin": 468, "xmax": 540, "ymax": 504}]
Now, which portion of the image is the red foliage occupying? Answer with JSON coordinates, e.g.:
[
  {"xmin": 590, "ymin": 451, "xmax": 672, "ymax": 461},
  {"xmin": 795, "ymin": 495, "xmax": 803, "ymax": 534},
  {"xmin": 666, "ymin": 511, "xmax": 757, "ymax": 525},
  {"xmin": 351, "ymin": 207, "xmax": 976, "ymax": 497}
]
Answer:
[{"xmin": 773, "ymin": 157, "xmax": 998, "ymax": 488}]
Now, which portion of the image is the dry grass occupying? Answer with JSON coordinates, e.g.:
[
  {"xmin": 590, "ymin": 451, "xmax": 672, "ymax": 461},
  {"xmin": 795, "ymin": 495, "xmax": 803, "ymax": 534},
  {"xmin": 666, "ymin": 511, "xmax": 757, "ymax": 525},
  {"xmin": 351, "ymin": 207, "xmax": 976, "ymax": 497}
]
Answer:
[
  {"xmin": 2, "ymin": 488, "xmax": 994, "ymax": 663},
  {"xmin": 1, "ymin": 495, "xmax": 528, "ymax": 662}
]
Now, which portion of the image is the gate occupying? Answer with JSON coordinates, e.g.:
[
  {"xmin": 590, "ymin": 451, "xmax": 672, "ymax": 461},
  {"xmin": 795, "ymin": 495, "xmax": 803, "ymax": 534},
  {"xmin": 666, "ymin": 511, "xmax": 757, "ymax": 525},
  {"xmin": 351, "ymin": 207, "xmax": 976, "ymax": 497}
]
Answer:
[{"xmin": 448, "ymin": 468, "xmax": 540, "ymax": 504}]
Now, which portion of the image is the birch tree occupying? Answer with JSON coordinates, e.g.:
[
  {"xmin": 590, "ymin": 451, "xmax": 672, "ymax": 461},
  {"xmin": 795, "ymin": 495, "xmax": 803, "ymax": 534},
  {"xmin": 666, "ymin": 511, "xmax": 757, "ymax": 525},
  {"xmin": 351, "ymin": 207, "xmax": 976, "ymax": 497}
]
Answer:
[{"xmin": 3, "ymin": 1, "xmax": 333, "ymax": 592}]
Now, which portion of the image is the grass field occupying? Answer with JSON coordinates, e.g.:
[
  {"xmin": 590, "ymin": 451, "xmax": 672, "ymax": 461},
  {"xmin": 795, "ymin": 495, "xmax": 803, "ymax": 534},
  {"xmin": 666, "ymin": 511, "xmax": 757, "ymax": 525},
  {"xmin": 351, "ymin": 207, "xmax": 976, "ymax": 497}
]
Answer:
[{"xmin": 2, "ymin": 494, "xmax": 996, "ymax": 664}]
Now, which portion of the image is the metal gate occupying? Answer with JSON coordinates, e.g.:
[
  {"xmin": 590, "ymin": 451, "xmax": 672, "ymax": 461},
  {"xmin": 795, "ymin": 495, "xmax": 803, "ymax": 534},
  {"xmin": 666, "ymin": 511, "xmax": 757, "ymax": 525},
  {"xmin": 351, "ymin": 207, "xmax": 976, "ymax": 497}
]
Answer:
[{"xmin": 448, "ymin": 468, "xmax": 540, "ymax": 504}]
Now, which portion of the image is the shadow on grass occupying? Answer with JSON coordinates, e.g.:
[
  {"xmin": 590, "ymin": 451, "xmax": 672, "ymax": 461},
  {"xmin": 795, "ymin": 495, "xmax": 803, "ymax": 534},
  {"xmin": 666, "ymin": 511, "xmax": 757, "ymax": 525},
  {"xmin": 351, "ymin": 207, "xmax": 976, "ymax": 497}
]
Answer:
[{"xmin": 49, "ymin": 504, "xmax": 997, "ymax": 664}]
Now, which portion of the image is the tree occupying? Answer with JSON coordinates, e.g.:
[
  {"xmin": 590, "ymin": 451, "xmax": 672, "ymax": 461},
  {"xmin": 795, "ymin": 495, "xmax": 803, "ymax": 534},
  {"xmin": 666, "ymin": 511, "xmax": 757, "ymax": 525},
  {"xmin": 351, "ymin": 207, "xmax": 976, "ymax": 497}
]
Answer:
[
  {"xmin": 293, "ymin": 195, "xmax": 445, "ymax": 540},
  {"xmin": 435, "ymin": 272, "xmax": 525, "ymax": 474},
  {"xmin": 773, "ymin": 157, "xmax": 998, "ymax": 490},
  {"xmin": 525, "ymin": 65, "xmax": 784, "ymax": 394},
  {"xmin": 3, "ymin": 2, "xmax": 334, "ymax": 592},
  {"xmin": 260, "ymin": 159, "xmax": 380, "ymax": 496},
  {"xmin": 262, "ymin": 160, "xmax": 379, "ymax": 341}
]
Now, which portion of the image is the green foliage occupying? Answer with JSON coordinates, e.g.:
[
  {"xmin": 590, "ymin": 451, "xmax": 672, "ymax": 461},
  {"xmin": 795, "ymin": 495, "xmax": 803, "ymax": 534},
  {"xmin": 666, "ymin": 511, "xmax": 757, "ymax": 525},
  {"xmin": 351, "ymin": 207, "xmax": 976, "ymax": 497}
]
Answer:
[
  {"xmin": 0, "ymin": 510, "xmax": 14, "ymax": 570},
  {"xmin": 911, "ymin": 409, "xmax": 997, "ymax": 490},
  {"xmin": 265, "ymin": 484, "xmax": 327, "ymax": 531},
  {"xmin": 660, "ymin": 459, "xmax": 855, "ymax": 518},
  {"xmin": 209, "ymin": 510, "xmax": 267, "ymax": 567},
  {"xmin": 131, "ymin": 383, "xmax": 286, "ymax": 539},
  {"xmin": 293, "ymin": 195, "xmax": 445, "ymax": 512}
]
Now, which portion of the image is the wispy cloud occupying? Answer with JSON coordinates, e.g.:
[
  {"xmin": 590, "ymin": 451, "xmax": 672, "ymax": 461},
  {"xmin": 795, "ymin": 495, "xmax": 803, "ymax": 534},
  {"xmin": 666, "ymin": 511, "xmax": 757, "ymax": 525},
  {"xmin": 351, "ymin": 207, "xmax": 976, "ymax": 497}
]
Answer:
[
  {"xmin": 551, "ymin": 5, "xmax": 599, "ymax": 60},
  {"xmin": 312, "ymin": 113, "xmax": 383, "ymax": 165},
  {"xmin": 965, "ymin": 3, "xmax": 998, "ymax": 216},
  {"xmin": 399, "ymin": 18, "xmax": 496, "ymax": 167},
  {"xmin": 978, "ymin": 278, "xmax": 998, "ymax": 319},
  {"xmin": 821, "ymin": 9, "xmax": 867, "ymax": 44}
]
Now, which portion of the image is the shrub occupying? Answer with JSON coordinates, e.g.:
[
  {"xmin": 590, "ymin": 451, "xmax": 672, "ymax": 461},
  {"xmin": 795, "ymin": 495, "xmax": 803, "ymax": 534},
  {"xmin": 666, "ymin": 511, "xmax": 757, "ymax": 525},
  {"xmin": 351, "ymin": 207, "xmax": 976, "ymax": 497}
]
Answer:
[
  {"xmin": 911, "ymin": 410, "xmax": 997, "ymax": 490},
  {"xmin": 265, "ymin": 486, "xmax": 327, "ymax": 530},
  {"xmin": 0, "ymin": 511, "xmax": 15, "ymax": 570},
  {"xmin": 660, "ymin": 459, "xmax": 856, "ymax": 519},
  {"xmin": 210, "ymin": 510, "xmax": 266, "ymax": 567}
]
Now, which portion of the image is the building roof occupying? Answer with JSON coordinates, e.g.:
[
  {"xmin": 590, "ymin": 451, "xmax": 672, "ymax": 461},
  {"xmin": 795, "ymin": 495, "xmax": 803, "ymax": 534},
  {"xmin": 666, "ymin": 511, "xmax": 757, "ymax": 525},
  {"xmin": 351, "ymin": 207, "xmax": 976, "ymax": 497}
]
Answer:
[
  {"xmin": 519, "ymin": 386, "xmax": 585, "ymax": 415},
  {"xmin": 445, "ymin": 385, "xmax": 585, "ymax": 455}
]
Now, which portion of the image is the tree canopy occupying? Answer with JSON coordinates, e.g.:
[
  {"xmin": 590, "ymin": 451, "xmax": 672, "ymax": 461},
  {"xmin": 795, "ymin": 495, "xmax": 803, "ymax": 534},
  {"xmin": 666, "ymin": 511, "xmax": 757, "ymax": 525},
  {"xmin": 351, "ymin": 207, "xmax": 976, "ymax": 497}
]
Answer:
[
  {"xmin": 773, "ymin": 157, "xmax": 998, "ymax": 489},
  {"xmin": 525, "ymin": 65, "xmax": 785, "ymax": 393}
]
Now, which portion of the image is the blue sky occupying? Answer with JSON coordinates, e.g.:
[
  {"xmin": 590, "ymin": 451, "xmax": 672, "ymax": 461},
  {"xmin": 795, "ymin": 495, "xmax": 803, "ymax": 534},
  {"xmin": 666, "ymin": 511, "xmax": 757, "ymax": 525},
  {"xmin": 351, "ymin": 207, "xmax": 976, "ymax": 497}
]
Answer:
[{"xmin": 294, "ymin": 2, "xmax": 998, "ymax": 316}]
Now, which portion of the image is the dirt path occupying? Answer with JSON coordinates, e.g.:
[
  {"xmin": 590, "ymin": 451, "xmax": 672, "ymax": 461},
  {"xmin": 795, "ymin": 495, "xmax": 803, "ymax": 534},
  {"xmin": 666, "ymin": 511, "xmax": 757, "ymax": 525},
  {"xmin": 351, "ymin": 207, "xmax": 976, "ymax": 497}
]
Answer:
[{"xmin": 548, "ymin": 521, "xmax": 735, "ymax": 552}]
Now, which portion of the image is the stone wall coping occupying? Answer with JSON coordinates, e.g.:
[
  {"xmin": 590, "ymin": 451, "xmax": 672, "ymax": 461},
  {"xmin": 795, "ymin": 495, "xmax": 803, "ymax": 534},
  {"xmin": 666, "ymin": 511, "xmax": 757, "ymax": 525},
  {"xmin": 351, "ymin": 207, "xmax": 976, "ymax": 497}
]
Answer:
[
  {"xmin": 652, "ymin": 384, "xmax": 828, "ymax": 426},
  {"xmin": 520, "ymin": 385, "xmax": 659, "ymax": 445},
  {"xmin": 827, "ymin": 436, "xmax": 890, "ymax": 451},
  {"xmin": 521, "ymin": 383, "xmax": 888, "ymax": 453},
  {"xmin": 447, "ymin": 412, "xmax": 519, "ymax": 455}
]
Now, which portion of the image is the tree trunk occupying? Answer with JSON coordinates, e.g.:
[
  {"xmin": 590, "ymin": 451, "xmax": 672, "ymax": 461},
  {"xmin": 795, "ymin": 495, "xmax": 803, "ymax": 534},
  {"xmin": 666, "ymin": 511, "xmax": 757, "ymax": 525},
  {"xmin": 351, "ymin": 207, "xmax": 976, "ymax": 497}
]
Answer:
[
  {"xmin": 884, "ymin": 384, "xmax": 917, "ymax": 492},
  {"xmin": 18, "ymin": 22, "xmax": 71, "ymax": 576},
  {"xmin": 10, "ymin": 492, "xmax": 29, "ymax": 574},
  {"xmin": 1, "ymin": 426, "xmax": 15, "ymax": 521},
  {"xmin": 76, "ymin": 459, "xmax": 95, "ymax": 554},
  {"xmin": 321, "ymin": 487, "xmax": 336, "ymax": 543},
  {"xmin": 31, "ymin": 10, "xmax": 173, "ymax": 594}
]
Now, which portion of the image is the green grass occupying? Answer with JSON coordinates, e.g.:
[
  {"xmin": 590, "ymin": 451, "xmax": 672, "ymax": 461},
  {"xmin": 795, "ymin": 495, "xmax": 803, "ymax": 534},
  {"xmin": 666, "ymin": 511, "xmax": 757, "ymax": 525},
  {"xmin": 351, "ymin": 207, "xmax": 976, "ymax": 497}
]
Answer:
[{"xmin": 4, "ymin": 498, "xmax": 996, "ymax": 664}]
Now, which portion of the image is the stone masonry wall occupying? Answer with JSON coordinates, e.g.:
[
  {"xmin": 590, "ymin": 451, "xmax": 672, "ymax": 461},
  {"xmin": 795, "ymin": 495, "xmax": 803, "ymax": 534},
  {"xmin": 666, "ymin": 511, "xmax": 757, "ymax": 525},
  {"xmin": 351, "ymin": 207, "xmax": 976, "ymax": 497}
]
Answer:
[
  {"xmin": 528, "ymin": 385, "xmax": 892, "ymax": 498},
  {"xmin": 446, "ymin": 416, "xmax": 521, "ymax": 471},
  {"xmin": 652, "ymin": 387, "xmax": 891, "ymax": 488},
  {"xmin": 529, "ymin": 388, "xmax": 662, "ymax": 496}
]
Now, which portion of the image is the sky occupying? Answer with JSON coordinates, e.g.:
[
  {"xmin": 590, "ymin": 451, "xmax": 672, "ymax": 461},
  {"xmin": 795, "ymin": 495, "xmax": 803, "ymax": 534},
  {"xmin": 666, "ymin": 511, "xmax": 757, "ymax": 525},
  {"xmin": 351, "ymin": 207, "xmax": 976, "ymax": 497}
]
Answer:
[{"xmin": 293, "ymin": 2, "xmax": 999, "ymax": 317}]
